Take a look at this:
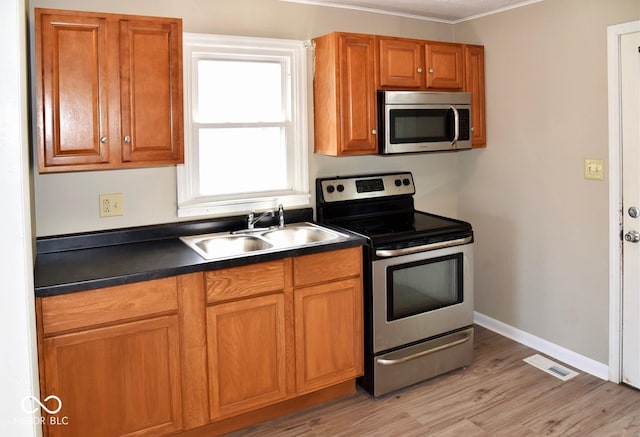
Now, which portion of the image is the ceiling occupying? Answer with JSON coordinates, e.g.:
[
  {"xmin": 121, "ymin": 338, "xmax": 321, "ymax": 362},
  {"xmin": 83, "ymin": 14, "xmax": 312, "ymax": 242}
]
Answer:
[{"xmin": 281, "ymin": 0, "xmax": 543, "ymax": 23}]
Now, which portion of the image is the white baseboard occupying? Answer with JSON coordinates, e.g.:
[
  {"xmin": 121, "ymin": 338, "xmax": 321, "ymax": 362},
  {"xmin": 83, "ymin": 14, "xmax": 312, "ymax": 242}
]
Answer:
[{"xmin": 474, "ymin": 311, "xmax": 609, "ymax": 381}]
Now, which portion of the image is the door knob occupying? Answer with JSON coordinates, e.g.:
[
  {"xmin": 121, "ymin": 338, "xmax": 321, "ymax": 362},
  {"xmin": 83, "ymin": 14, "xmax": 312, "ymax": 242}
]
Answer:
[
  {"xmin": 629, "ymin": 207, "xmax": 640, "ymax": 218},
  {"xmin": 625, "ymin": 230, "xmax": 640, "ymax": 243}
]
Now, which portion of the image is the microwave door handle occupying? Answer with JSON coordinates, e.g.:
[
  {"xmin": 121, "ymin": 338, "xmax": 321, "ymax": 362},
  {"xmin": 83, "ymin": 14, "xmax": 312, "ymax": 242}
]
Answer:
[{"xmin": 450, "ymin": 105, "xmax": 459, "ymax": 146}]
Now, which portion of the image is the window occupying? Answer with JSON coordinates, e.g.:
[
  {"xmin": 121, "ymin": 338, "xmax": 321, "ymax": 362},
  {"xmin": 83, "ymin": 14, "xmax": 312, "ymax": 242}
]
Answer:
[{"xmin": 178, "ymin": 33, "xmax": 309, "ymax": 217}]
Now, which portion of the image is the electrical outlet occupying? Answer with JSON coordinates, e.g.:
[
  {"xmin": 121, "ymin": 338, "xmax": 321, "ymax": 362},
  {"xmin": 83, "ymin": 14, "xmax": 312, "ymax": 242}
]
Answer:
[
  {"xmin": 99, "ymin": 193, "xmax": 124, "ymax": 217},
  {"xmin": 584, "ymin": 158, "xmax": 604, "ymax": 181}
]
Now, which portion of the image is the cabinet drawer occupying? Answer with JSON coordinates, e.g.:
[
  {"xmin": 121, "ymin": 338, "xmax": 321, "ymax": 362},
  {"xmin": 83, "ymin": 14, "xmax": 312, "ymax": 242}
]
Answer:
[
  {"xmin": 206, "ymin": 260, "xmax": 285, "ymax": 304},
  {"xmin": 40, "ymin": 277, "xmax": 178, "ymax": 336},
  {"xmin": 294, "ymin": 247, "xmax": 361, "ymax": 287}
]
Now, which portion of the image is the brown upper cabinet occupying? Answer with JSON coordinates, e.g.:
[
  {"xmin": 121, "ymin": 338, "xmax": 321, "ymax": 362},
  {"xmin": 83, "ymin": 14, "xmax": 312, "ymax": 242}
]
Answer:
[
  {"xmin": 34, "ymin": 9, "xmax": 184, "ymax": 173},
  {"xmin": 313, "ymin": 32, "xmax": 378, "ymax": 156},
  {"xmin": 464, "ymin": 45, "xmax": 486, "ymax": 147},
  {"xmin": 378, "ymin": 37, "xmax": 464, "ymax": 90},
  {"xmin": 313, "ymin": 32, "xmax": 486, "ymax": 155}
]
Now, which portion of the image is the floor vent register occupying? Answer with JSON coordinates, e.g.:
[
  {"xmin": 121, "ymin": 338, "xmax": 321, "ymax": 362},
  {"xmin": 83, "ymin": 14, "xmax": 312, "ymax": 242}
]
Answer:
[{"xmin": 523, "ymin": 354, "xmax": 579, "ymax": 381}]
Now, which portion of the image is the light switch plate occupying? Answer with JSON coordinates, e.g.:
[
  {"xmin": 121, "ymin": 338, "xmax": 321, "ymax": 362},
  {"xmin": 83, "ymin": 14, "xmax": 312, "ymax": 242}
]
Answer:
[
  {"xmin": 99, "ymin": 193, "xmax": 124, "ymax": 217},
  {"xmin": 584, "ymin": 158, "xmax": 604, "ymax": 181}
]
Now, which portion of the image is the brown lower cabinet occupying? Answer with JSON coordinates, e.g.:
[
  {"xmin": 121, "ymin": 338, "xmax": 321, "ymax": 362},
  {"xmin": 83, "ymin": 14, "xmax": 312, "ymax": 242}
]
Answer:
[{"xmin": 36, "ymin": 247, "xmax": 363, "ymax": 436}]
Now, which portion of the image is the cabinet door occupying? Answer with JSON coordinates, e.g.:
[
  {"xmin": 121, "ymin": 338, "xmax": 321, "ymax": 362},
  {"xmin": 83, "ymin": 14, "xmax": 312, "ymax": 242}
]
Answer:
[
  {"xmin": 36, "ymin": 11, "xmax": 111, "ymax": 171},
  {"xmin": 378, "ymin": 38, "xmax": 423, "ymax": 88},
  {"xmin": 337, "ymin": 34, "xmax": 378, "ymax": 155},
  {"xmin": 464, "ymin": 45, "xmax": 487, "ymax": 147},
  {"xmin": 294, "ymin": 278, "xmax": 363, "ymax": 394},
  {"xmin": 207, "ymin": 294, "xmax": 287, "ymax": 420},
  {"xmin": 42, "ymin": 316, "xmax": 183, "ymax": 437},
  {"xmin": 119, "ymin": 18, "xmax": 184, "ymax": 164},
  {"xmin": 425, "ymin": 42, "xmax": 464, "ymax": 89}
]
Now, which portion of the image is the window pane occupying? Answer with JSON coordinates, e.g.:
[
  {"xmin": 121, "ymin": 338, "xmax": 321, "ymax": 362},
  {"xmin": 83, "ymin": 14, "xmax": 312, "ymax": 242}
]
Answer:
[
  {"xmin": 178, "ymin": 34, "xmax": 309, "ymax": 218},
  {"xmin": 198, "ymin": 127, "xmax": 288, "ymax": 196},
  {"xmin": 197, "ymin": 59, "xmax": 284, "ymax": 123}
]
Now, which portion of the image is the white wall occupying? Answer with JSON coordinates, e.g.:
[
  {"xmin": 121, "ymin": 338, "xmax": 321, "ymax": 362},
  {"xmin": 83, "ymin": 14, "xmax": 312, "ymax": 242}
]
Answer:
[
  {"xmin": 0, "ymin": 0, "xmax": 40, "ymax": 435},
  {"xmin": 454, "ymin": 0, "xmax": 640, "ymax": 364},
  {"xmin": 30, "ymin": 0, "xmax": 459, "ymax": 236}
]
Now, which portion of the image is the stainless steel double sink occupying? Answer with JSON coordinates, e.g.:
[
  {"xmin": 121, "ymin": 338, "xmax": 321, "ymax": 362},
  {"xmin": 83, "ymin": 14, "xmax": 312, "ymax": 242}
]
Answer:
[{"xmin": 180, "ymin": 222, "xmax": 349, "ymax": 261}]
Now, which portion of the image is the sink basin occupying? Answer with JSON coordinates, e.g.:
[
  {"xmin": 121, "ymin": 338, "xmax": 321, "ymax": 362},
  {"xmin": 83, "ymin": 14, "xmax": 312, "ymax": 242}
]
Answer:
[
  {"xmin": 262, "ymin": 225, "xmax": 339, "ymax": 247},
  {"xmin": 180, "ymin": 222, "xmax": 348, "ymax": 261},
  {"xmin": 187, "ymin": 234, "xmax": 273, "ymax": 260},
  {"xmin": 197, "ymin": 234, "xmax": 272, "ymax": 253}
]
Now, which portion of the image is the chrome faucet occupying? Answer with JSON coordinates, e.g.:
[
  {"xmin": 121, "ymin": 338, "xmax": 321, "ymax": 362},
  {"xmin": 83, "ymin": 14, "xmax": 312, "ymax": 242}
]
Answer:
[
  {"xmin": 278, "ymin": 204, "xmax": 285, "ymax": 229},
  {"xmin": 247, "ymin": 209, "xmax": 275, "ymax": 229}
]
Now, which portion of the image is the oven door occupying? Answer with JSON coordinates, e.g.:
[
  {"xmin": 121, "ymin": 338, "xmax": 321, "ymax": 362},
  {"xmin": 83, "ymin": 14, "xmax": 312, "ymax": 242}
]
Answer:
[{"xmin": 371, "ymin": 242, "xmax": 473, "ymax": 353}]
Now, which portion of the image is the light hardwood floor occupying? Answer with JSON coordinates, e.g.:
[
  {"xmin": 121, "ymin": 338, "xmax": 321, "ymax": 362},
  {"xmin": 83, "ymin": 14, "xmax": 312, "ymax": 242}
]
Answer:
[{"xmin": 227, "ymin": 326, "xmax": 640, "ymax": 436}]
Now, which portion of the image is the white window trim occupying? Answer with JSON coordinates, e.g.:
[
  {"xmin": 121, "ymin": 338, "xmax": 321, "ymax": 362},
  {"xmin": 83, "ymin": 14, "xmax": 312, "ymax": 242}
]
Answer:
[{"xmin": 177, "ymin": 32, "xmax": 310, "ymax": 218}]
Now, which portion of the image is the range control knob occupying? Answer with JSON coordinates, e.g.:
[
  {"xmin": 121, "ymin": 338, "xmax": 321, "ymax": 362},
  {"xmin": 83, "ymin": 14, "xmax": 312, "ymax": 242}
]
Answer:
[
  {"xmin": 403, "ymin": 178, "xmax": 411, "ymax": 186},
  {"xmin": 394, "ymin": 179, "xmax": 402, "ymax": 187},
  {"xmin": 326, "ymin": 185, "xmax": 335, "ymax": 194},
  {"xmin": 336, "ymin": 184, "xmax": 345, "ymax": 193}
]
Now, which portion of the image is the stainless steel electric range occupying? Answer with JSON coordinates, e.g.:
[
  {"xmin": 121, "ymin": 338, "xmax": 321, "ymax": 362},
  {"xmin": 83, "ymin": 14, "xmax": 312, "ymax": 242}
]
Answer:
[{"xmin": 316, "ymin": 172, "xmax": 474, "ymax": 396}]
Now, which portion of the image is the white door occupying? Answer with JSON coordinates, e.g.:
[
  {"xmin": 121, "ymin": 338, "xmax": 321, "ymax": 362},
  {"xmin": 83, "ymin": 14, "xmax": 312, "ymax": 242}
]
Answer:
[{"xmin": 621, "ymin": 30, "xmax": 640, "ymax": 389}]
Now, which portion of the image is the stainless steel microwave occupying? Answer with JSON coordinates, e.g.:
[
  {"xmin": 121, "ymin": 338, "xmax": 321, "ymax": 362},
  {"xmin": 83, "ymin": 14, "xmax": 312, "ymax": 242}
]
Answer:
[{"xmin": 378, "ymin": 91, "xmax": 472, "ymax": 154}]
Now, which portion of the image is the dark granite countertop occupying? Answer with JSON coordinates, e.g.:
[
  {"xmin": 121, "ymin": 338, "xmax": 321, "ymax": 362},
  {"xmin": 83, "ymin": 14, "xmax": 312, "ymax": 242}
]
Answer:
[{"xmin": 34, "ymin": 208, "xmax": 366, "ymax": 297}]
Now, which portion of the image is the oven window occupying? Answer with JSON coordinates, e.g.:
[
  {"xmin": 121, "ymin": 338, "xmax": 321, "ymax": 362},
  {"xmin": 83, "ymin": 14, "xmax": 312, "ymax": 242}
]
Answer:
[{"xmin": 386, "ymin": 253, "xmax": 463, "ymax": 321}]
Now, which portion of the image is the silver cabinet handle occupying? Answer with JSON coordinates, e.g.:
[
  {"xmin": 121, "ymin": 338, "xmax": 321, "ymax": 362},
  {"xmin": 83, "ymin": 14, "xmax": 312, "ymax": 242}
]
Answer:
[
  {"xmin": 124, "ymin": 136, "xmax": 131, "ymax": 144},
  {"xmin": 629, "ymin": 207, "xmax": 640, "ymax": 218},
  {"xmin": 376, "ymin": 331, "xmax": 472, "ymax": 366},
  {"xmin": 417, "ymin": 67, "xmax": 423, "ymax": 73},
  {"xmin": 429, "ymin": 68, "xmax": 434, "ymax": 73},
  {"xmin": 100, "ymin": 136, "xmax": 107, "ymax": 143},
  {"xmin": 375, "ymin": 236, "xmax": 472, "ymax": 257},
  {"xmin": 371, "ymin": 129, "xmax": 377, "ymax": 135}
]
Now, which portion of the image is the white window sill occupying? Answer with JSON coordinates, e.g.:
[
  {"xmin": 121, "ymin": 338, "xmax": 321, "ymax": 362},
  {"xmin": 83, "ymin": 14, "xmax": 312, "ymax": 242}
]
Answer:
[{"xmin": 177, "ymin": 193, "xmax": 311, "ymax": 218}]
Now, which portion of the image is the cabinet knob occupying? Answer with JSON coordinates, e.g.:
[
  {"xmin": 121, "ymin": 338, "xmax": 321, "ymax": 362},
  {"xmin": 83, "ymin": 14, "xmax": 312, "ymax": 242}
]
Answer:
[
  {"xmin": 124, "ymin": 136, "xmax": 131, "ymax": 144},
  {"xmin": 100, "ymin": 136, "xmax": 108, "ymax": 144},
  {"xmin": 371, "ymin": 129, "xmax": 377, "ymax": 135},
  {"xmin": 417, "ymin": 67, "xmax": 423, "ymax": 73},
  {"xmin": 429, "ymin": 68, "xmax": 435, "ymax": 74}
]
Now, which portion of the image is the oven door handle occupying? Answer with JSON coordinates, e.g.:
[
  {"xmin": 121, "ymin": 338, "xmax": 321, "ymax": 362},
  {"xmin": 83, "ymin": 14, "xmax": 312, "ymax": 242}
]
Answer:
[
  {"xmin": 376, "ymin": 331, "xmax": 472, "ymax": 366},
  {"xmin": 375, "ymin": 235, "xmax": 472, "ymax": 258}
]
